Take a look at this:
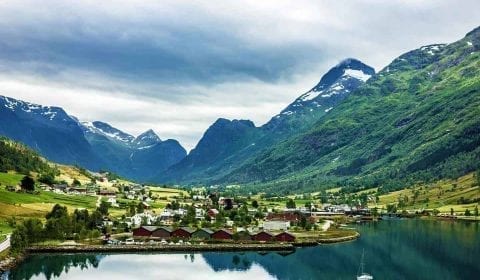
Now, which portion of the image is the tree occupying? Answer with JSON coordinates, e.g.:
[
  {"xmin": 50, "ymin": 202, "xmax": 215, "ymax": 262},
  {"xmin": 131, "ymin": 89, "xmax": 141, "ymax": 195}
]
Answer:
[
  {"xmin": 286, "ymin": 199, "xmax": 296, "ymax": 209},
  {"xmin": 450, "ymin": 208, "xmax": 454, "ymax": 216},
  {"xmin": 474, "ymin": 206, "xmax": 479, "ymax": 217},
  {"xmin": 20, "ymin": 176, "xmax": 35, "ymax": 192},
  {"xmin": 465, "ymin": 209, "xmax": 471, "ymax": 216},
  {"xmin": 38, "ymin": 173, "xmax": 56, "ymax": 185},
  {"xmin": 72, "ymin": 178, "xmax": 81, "ymax": 186},
  {"xmin": 251, "ymin": 200, "xmax": 259, "ymax": 208},
  {"xmin": 98, "ymin": 201, "xmax": 110, "ymax": 216}
]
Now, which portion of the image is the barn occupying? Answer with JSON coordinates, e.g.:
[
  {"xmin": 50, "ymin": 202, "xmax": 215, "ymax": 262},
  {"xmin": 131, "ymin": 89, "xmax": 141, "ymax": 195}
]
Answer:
[
  {"xmin": 192, "ymin": 228, "xmax": 214, "ymax": 240},
  {"xmin": 234, "ymin": 230, "xmax": 252, "ymax": 241},
  {"xmin": 132, "ymin": 226, "xmax": 157, "ymax": 238},
  {"xmin": 151, "ymin": 226, "xmax": 173, "ymax": 239},
  {"xmin": 211, "ymin": 229, "xmax": 233, "ymax": 240},
  {"xmin": 171, "ymin": 227, "xmax": 195, "ymax": 239},
  {"xmin": 253, "ymin": 231, "xmax": 273, "ymax": 242},
  {"xmin": 274, "ymin": 231, "xmax": 296, "ymax": 242}
]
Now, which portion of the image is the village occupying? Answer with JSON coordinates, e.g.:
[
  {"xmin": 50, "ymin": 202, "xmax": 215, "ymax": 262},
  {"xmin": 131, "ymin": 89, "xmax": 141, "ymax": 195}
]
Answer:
[{"xmin": 19, "ymin": 172, "xmax": 367, "ymax": 245}]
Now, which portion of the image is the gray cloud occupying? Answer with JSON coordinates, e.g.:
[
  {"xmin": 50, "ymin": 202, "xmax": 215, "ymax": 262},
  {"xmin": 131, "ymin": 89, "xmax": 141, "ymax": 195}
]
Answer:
[{"xmin": 0, "ymin": 0, "xmax": 479, "ymax": 150}]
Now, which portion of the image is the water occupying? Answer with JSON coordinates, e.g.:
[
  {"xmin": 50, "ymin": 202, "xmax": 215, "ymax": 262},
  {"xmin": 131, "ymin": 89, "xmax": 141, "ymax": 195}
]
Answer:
[{"xmin": 5, "ymin": 220, "xmax": 480, "ymax": 280}]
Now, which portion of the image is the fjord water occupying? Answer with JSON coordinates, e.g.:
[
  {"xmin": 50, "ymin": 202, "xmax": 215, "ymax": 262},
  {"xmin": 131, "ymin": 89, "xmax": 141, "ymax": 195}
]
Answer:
[{"xmin": 6, "ymin": 220, "xmax": 479, "ymax": 280}]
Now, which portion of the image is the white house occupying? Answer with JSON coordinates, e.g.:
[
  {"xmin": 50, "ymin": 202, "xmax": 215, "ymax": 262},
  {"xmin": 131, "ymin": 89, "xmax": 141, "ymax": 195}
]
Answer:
[{"xmin": 262, "ymin": 220, "xmax": 290, "ymax": 231}]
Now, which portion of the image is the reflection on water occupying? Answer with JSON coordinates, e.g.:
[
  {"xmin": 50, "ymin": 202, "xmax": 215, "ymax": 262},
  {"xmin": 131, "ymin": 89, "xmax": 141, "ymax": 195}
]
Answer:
[{"xmin": 5, "ymin": 220, "xmax": 480, "ymax": 280}]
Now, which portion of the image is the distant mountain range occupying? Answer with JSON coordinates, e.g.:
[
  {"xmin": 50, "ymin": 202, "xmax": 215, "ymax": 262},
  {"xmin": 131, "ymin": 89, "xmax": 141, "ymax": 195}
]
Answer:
[
  {"xmin": 0, "ymin": 96, "xmax": 186, "ymax": 181},
  {"xmin": 1, "ymin": 26, "xmax": 479, "ymax": 193}
]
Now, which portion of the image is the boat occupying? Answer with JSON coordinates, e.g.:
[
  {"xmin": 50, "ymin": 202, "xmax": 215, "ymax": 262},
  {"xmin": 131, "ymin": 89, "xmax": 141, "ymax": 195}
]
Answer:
[{"xmin": 356, "ymin": 249, "xmax": 373, "ymax": 280}]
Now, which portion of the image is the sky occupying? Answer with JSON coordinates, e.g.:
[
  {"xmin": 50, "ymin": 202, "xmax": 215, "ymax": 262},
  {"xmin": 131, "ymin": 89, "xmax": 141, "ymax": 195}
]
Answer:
[{"xmin": 0, "ymin": 0, "xmax": 479, "ymax": 151}]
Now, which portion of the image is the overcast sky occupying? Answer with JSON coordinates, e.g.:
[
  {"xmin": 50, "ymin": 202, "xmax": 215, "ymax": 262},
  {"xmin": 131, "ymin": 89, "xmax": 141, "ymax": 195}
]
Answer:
[{"xmin": 0, "ymin": 0, "xmax": 479, "ymax": 151}]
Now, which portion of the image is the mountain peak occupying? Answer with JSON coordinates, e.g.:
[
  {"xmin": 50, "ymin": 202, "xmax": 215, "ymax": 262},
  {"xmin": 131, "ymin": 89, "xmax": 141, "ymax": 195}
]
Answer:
[
  {"xmin": 133, "ymin": 129, "xmax": 162, "ymax": 148},
  {"xmin": 0, "ymin": 95, "xmax": 69, "ymax": 122},
  {"xmin": 313, "ymin": 58, "xmax": 375, "ymax": 90},
  {"xmin": 82, "ymin": 121, "xmax": 135, "ymax": 143}
]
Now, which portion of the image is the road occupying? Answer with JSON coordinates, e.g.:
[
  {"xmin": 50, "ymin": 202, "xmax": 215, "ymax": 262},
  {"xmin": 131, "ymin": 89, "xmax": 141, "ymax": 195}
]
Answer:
[{"xmin": 0, "ymin": 235, "xmax": 11, "ymax": 253}]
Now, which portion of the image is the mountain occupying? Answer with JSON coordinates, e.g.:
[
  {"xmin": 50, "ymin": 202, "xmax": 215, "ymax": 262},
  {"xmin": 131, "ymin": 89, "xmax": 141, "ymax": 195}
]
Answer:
[
  {"xmin": 221, "ymin": 26, "xmax": 480, "ymax": 194},
  {"xmin": 0, "ymin": 96, "xmax": 104, "ymax": 170},
  {"xmin": 0, "ymin": 96, "xmax": 186, "ymax": 181},
  {"xmin": 264, "ymin": 58, "xmax": 375, "ymax": 133},
  {"xmin": 158, "ymin": 59, "xmax": 374, "ymax": 183},
  {"xmin": 81, "ymin": 122, "xmax": 186, "ymax": 181},
  {"xmin": 0, "ymin": 136, "xmax": 55, "ymax": 175}
]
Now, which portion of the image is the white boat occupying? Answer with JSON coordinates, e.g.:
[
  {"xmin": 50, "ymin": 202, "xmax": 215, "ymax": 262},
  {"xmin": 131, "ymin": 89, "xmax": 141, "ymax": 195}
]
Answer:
[{"xmin": 357, "ymin": 249, "xmax": 373, "ymax": 280}]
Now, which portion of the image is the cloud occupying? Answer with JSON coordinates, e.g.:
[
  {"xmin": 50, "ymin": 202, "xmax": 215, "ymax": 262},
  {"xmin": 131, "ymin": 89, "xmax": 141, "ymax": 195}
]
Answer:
[{"xmin": 0, "ymin": 0, "xmax": 479, "ymax": 150}]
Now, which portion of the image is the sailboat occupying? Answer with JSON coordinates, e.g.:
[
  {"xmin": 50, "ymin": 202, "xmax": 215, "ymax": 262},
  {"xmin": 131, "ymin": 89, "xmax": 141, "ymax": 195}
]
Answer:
[{"xmin": 357, "ymin": 249, "xmax": 373, "ymax": 280}]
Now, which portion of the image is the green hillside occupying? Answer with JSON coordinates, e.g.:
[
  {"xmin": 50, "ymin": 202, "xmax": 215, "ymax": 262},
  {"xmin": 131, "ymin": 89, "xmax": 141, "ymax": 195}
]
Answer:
[
  {"xmin": 224, "ymin": 27, "xmax": 480, "ymax": 194},
  {"xmin": 0, "ymin": 136, "xmax": 56, "ymax": 176}
]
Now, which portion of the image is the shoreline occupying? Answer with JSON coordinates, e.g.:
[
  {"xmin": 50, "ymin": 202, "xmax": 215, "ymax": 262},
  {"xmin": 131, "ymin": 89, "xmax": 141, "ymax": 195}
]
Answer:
[{"xmin": 0, "ymin": 231, "xmax": 360, "ymax": 272}]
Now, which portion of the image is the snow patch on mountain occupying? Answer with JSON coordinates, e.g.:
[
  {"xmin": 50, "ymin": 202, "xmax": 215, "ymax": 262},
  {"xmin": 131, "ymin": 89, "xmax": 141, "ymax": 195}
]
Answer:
[
  {"xmin": 1, "ymin": 95, "xmax": 63, "ymax": 121},
  {"xmin": 343, "ymin": 69, "xmax": 371, "ymax": 82}
]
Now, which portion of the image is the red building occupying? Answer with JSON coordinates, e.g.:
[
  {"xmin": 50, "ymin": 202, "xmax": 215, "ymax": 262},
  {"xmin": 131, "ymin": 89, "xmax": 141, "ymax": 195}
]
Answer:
[
  {"xmin": 207, "ymin": 209, "xmax": 219, "ymax": 218},
  {"xmin": 171, "ymin": 227, "xmax": 195, "ymax": 239},
  {"xmin": 132, "ymin": 226, "xmax": 156, "ymax": 237},
  {"xmin": 266, "ymin": 212, "xmax": 300, "ymax": 223},
  {"xmin": 274, "ymin": 232, "xmax": 296, "ymax": 242},
  {"xmin": 211, "ymin": 229, "xmax": 233, "ymax": 240},
  {"xmin": 151, "ymin": 226, "xmax": 173, "ymax": 239},
  {"xmin": 253, "ymin": 231, "xmax": 273, "ymax": 242}
]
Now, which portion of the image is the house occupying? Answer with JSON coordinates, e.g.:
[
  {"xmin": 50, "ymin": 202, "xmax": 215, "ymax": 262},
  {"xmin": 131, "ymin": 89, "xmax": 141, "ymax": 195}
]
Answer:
[
  {"xmin": 267, "ymin": 212, "xmax": 300, "ymax": 223},
  {"xmin": 53, "ymin": 184, "xmax": 68, "ymax": 192},
  {"xmin": 253, "ymin": 231, "xmax": 273, "ymax": 242},
  {"xmin": 207, "ymin": 209, "xmax": 219, "ymax": 218},
  {"xmin": 129, "ymin": 213, "xmax": 157, "ymax": 227},
  {"xmin": 234, "ymin": 230, "xmax": 252, "ymax": 241},
  {"xmin": 141, "ymin": 202, "xmax": 151, "ymax": 210},
  {"xmin": 195, "ymin": 208, "xmax": 205, "ymax": 220},
  {"xmin": 192, "ymin": 228, "xmax": 214, "ymax": 240},
  {"xmin": 171, "ymin": 227, "xmax": 195, "ymax": 239},
  {"xmin": 69, "ymin": 187, "xmax": 87, "ymax": 194},
  {"xmin": 107, "ymin": 197, "xmax": 119, "ymax": 207},
  {"xmin": 274, "ymin": 232, "xmax": 296, "ymax": 242},
  {"xmin": 151, "ymin": 226, "xmax": 173, "ymax": 239},
  {"xmin": 263, "ymin": 220, "xmax": 290, "ymax": 231},
  {"xmin": 211, "ymin": 229, "xmax": 233, "ymax": 240},
  {"xmin": 98, "ymin": 189, "xmax": 116, "ymax": 197},
  {"xmin": 132, "ymin": 226, "xmax": 157, "ymax": 237}
]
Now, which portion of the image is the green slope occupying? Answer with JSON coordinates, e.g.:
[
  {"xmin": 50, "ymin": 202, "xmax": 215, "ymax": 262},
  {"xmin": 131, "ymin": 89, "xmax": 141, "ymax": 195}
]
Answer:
[
  {"xmin": 0, "ymin": 136, "xmax": 56, "ymax": 176},
  {"xmin": 224, "ymin": 27, "xmax": 480, "ymax": 194}
]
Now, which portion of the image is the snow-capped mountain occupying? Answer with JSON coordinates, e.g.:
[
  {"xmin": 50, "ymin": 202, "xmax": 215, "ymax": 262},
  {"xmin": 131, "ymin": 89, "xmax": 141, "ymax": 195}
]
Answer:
[
  {"xmin": 82, "ymin": 121, "xmax": 135, "ymax": 144},
  {"xmin": 0, "ymin": 95, "xmax": 186, "ymax": 181},
  {"xmin": 1, "ymin": 95, "xmax": 73, "ymax": 123},
  {"xmin": 0, "ymin": 95, "xmax": 104, "ymax": 169},
  {"xmin": 133, "ymin": 129, "xmax": 162, "ymax": 149},
  {"xmin": 159, "ymin": 59, "xmax": 375, "ymax": 184},
  {"xmin": 264, "ymin": 58, "xmax": 374, "ymax": 132}
]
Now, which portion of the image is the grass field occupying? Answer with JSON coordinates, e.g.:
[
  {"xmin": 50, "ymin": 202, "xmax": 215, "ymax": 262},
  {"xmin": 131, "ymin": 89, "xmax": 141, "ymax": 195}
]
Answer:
[
  {"xmin": 370, "ymin": 173, "xmax": 480, "ymax": 214},
  {"xmin": 0, "ymin": 178, "xmax": 97, "ymax": 234},
  {"xmin": 0, "ymin": 172, "xmax": 23, "ymax": 186}
]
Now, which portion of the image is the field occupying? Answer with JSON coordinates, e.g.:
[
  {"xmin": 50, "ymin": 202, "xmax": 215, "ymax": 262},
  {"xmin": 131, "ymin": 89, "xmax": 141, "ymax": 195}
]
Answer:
[
  {"xmin": 369, "ymin": 173, "xmax": 480, "ymax": 214},
  {"xmin": 0, "ymin": 172, "xmax": 97, "ymax": 233}
]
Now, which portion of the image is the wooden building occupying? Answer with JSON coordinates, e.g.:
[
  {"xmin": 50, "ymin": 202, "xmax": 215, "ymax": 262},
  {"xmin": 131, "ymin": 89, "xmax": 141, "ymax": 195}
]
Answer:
[
  {"xmin": 211, "ymin": 229, "xmax": 233, "ymax": 240},
  {"xmin": 151, "ymin": 226, "xmax": 173, "ymax": 239},
  {"xmin": 171, "ymin": 227, "xmax": 195, "ymax": 239},
  {"xmin": 132, "ymin": 226, "xmax": 157, "ymax": 237},
  {"xmin": 253, "ymin": 231, "xmax": 273, "ymax": 242},
  {"xmin": 274, "ymin": 231, "xmax": 296, "ymax": 242},
  {"xmin": 192, "ymin": 228, "xmax": 214, "ymax": 240}
]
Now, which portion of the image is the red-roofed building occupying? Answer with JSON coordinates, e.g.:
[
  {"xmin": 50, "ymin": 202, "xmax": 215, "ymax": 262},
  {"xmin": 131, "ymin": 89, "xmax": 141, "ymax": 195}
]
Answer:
[
  {"xmin": 212, "ymin": 229, "xmax": 233, "ymax": 240},
  {"xmin": 253, "ymin": 231, "xmax": 273, "ymax": 242},
  {"xmin": 274, "ymin": 232, "xmax": 296, "ymax": 242}
]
